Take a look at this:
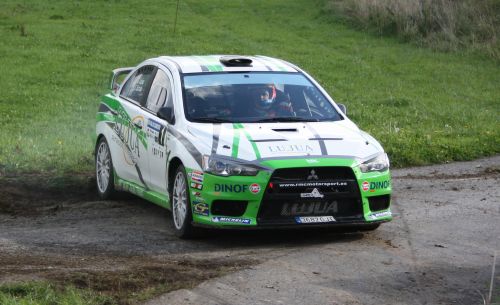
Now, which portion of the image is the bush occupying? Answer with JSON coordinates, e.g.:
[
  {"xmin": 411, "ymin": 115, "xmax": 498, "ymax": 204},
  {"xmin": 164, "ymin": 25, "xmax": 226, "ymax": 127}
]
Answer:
[{"xmin": 329, "ymin": 0, "xmax": 500, "ymax": 60}]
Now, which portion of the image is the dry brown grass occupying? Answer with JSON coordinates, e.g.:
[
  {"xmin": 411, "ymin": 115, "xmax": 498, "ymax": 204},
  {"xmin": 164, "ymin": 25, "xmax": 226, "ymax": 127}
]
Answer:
[{"xmin": 329, "ymin": 0, "xmax": 500, "ymax": 59}]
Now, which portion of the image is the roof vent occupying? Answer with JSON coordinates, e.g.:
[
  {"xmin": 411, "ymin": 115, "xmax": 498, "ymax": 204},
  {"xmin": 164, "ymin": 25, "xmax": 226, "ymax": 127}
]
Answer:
[{"xmin": 220, "ymin": 56, "xmax": 253, "ymax": 67}]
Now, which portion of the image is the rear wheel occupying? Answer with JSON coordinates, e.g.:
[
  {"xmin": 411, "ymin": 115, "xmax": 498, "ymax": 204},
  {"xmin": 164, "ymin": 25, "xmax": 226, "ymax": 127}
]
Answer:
[
  {"xmin": 171, "ymin": 165, "xmax": 196, "ymax": 238},
  {"xmin": 95, "ymin": 137, "xmax": 115, "ymax": 199}
]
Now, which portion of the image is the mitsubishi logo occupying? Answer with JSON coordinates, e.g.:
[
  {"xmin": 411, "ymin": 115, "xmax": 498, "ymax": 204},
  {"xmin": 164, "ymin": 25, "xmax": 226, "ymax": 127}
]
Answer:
[{"xmin": 307, "ymin": 169, "xmax": 319, "ymax": 180}]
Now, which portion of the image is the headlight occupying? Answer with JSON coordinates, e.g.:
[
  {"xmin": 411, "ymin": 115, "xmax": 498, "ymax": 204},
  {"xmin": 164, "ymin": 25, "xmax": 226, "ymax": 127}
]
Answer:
[
  {"xmin": 359, "ymin": 153, "xmax": 390, "ymax": 173},
  {"xmin": 202, "ymin": 155, "xmax": 261, "ymax": 176}
]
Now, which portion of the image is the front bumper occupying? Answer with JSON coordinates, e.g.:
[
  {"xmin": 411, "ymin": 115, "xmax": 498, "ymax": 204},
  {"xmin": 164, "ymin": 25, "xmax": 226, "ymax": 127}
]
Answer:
[{"xmin": 188, "ymin": 157, "xmax": 392, "ymax": 228}]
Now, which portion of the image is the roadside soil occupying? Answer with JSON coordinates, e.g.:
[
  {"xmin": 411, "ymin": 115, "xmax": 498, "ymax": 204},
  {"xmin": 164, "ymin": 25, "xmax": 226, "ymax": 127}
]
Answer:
[{"xmin": 0, "ymin": 156, "xmax": 499, "ymax": 305}]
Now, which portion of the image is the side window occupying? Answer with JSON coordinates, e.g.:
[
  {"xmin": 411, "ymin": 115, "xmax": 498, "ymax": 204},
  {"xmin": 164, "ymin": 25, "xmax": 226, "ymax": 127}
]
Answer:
[
  {"xmin": 145, "ymin": 69, "xmax": 172, "ymax": 113},
  {"xmin": 120, "ymin": 65, "xmax": 157, "ymax": 105}
]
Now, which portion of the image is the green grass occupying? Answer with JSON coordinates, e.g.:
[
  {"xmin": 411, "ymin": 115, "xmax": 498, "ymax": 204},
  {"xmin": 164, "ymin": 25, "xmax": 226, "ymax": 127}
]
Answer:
[
  {"xmin": 0, "ymin": 0, "xmax": 498, "ymax": 174},
  {"xmin": 0, "ymin": 282, "xmax": 111, "ymax": 305}
]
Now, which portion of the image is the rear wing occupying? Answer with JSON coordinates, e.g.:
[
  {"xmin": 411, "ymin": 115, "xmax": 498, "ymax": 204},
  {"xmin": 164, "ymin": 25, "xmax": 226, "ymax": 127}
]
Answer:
[{"xmin": 109, "ymin": 67, "xmax": 134, "ymax": 94}]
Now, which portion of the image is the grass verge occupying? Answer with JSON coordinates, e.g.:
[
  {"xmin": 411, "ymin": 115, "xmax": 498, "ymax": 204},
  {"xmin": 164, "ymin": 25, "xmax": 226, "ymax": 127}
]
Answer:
[
  {"xmin": 0, "ymin": 256, "xmax": 252, "ymax": 305},
  {"xmin": 0, "ymin": 282, "xmax": 111, "ymax": 305},
  {"xmin": 0, "ymin": 0, "xmax": 498, "ymax": 173}
]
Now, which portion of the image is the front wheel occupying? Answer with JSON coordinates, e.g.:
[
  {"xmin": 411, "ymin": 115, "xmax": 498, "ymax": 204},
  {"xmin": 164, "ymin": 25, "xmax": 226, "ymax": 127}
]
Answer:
[
  {"xmin": 171, "ymin": 165, "xmax": 196, "ymax": 238},
  {"xmin": 95, "ymin": 137, "xmax": 115, "ymax": 199}
]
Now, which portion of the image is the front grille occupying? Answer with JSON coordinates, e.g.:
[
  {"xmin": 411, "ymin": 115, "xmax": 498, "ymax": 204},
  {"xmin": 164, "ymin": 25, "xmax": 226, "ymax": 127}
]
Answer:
[
  {"xmin": 368, "ymin": 195, "xmax": 391, "ymax": 211},
  {"xmin": 258, "ymin": 167, "xmax": 363, "ymax": 225},
  {"xmin": 271, "ymin": 167, "xmax": 355, "ymax": 181},
  {"xmin": 211, "ymin": 200, "xmax": 248, "ymax": 217}
]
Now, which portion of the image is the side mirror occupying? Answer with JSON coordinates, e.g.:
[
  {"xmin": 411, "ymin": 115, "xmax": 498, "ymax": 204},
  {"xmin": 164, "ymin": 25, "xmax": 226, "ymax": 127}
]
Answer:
[
  {"xmin": 157, "ymin": 107, "xmax": 175, "ymax": 125},
  {"xmin": 338, "ymin": 103, "xmax": 347, "ymax": 115},
  {"xmin": 110, "ymin": 67, "xmax": 134, "ymax": 95}
]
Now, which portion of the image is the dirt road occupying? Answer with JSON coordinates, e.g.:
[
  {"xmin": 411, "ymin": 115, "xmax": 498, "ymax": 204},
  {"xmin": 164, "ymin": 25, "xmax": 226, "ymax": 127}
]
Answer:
[{"xmin": 1, "ymin": 156, "xmax": 499, "ymax": 304}]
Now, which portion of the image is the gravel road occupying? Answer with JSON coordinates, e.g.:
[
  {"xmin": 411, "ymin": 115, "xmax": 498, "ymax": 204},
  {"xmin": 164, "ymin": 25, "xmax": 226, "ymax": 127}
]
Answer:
[{"xmin": 1, "ymin": 156, "xmax": 499, "ymax": 304}]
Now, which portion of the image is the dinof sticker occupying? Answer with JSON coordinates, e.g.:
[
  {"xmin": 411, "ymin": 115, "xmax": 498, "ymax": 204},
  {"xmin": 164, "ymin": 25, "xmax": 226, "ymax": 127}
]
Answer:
[{"xmin": 362, "ymin": 180, "xmax": 390, "ymax": 192}]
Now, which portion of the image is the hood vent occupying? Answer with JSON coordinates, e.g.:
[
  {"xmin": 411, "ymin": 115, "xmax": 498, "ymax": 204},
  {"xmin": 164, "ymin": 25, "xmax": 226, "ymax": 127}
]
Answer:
[
  {"xmin": 251, "ymin": 139, "xmax": 287, "ymax": 143},
  {"xmin": 272, "ymin": 128, "xmax": 297, "ymax": 132}
]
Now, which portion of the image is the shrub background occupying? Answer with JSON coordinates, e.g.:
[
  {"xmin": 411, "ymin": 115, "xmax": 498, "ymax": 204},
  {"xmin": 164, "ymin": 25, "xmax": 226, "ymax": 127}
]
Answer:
[{"xmin": 329, "ymin": 0, "xmax": 500, "ymax": 60}]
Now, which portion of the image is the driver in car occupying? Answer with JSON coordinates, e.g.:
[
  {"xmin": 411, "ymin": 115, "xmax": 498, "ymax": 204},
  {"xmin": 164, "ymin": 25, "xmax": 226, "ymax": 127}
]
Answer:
[{"xmin": 251, "ymin": 84, "xmax": 293, "ymax": 118}]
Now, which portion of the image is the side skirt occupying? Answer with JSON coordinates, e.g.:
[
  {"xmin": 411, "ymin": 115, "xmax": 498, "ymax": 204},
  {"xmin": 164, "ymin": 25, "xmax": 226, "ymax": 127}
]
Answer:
[{"xmin": 115, "ymin": 177, "xmax": 170, "ymax": 210}]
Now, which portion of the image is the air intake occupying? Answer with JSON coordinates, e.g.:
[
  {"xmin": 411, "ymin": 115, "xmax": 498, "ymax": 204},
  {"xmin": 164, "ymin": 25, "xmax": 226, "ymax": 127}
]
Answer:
[{"xmin": 220, "ymin": 56, "xmax": 253, "ymax": 67}]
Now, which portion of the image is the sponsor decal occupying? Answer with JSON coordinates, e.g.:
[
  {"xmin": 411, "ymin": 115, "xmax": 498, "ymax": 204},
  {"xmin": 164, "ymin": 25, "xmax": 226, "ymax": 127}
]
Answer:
[
  {"xmin": 112, "ymin": 112, "xmax": 144, "ymax": 165},
  {"xmin": 192, "ymin": 191, "xmax": 202, "ymax": 197},
  {"xmin": 368, "ymin": 210, "xmax": 392, "ymax": 220},
  {"xmin": 190, "ymin": 182, "xmax": 203, "ymax": 190},
  {"xmin": 192, "ymin": 201, "xmax": 209, "ymax": 216},
  {"xmin": 147, "ymin": 119, "xmax": 162, "ymax": 132},
  {"xmin": 362, "ymin": 181, "xmax": 370, "ymax": 191},
  {"xmin": 191, "ymin": 171, "xmax": 204, "ymax": 183},
  {"xmin": 279, "ymin": 181, "xmax": 348, "ymax": 189},
  {"xmin": 152, "ymin": 145, "xmax": 164, "ymax": 158},
  {"xmin": 268, "ymin": 144, "xmax": 314, "ymax": 154},
  {"xmin": 281, "ymin": 201, "xmax": 338, "ymax": 216},
  {"xmin": 249, "ymin": 183, "xmax": 261, "ymax": 194},
  {"xmin": 363, "ymin": 180, "xmax": 391, "ymax": 192},
  {"xmin": 370, "ymin": 180, "xmax": 390, "ymax": 192},
  {"xmin": 111, "ymin": 134, "xmax": 138, "ymax": 165},
  {"xmin": 214, "ymin": 184, "xmax": 248, "ymax": 193},
  {"xmin": 295, "ymin": 216, "xmax": 336, "ymax": 224},
  {"xmin": 305, "ymin": 159, "xmax": 319, "ymax": 164},
  {"xmin": 212, "ymin": 216, "xmax": 251, "ymax": 225},
  {"xmin": 307, "ymin": 169, "xmax": 319, "ymax": 180},
  {"xmin": 147, "ymin": 119, "xmax": 167, "ymax": 147},
  {"xmin": 300, "ymin": 188, "xmax": 324, "ymax": 198}
]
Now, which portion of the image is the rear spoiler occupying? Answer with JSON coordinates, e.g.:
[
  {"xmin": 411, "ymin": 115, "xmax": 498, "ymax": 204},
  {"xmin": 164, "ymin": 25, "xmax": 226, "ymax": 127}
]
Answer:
[{"xmin": 109, "ymin": 67, "xmax": 134, "ymax": 94}]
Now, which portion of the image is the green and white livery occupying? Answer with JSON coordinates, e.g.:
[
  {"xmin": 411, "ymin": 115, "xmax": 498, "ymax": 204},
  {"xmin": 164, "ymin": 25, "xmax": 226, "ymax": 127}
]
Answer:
[{"xmin": 95, "ymin": 55, "xmax": 392, "ymax": 238}]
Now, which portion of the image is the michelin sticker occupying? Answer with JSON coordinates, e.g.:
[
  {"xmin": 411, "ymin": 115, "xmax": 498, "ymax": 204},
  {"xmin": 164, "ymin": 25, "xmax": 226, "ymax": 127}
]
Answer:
[
  {"xmin": 212, "ymin": 217, "xmax": 251, "ymax": 224},
  {"xmin": 368, "ymin": 210, "xmax": 392, "ymax": 220}
]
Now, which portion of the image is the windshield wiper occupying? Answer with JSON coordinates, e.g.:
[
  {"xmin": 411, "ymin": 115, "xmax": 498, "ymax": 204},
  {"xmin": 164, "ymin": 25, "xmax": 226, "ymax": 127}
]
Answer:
[
  {"xmin": 192, "ymin": 117, "xmax": 233, "ymax": 123},
  {"xmin": 253, "ymin": 117, "xmax": 319, "ymax": 123}
]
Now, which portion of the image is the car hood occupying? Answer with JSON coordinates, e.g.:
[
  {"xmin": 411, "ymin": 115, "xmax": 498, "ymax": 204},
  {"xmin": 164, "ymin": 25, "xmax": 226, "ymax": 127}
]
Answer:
[{"xmin": 185, "ymin": 120, "xmax": 382, "ymax": 163}]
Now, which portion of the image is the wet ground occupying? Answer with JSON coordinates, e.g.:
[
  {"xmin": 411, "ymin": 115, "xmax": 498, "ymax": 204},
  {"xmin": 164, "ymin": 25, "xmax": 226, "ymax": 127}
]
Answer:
[{"xmin": 1, "ymin": 156, "xmax": 499, "ymax": 304}]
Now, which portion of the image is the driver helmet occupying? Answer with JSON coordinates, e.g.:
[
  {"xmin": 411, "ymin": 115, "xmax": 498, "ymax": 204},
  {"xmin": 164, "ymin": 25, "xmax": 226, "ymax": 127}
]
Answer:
[{"xmin": 253, "ymin": 84, "xmax": 277, "ymax": 109}]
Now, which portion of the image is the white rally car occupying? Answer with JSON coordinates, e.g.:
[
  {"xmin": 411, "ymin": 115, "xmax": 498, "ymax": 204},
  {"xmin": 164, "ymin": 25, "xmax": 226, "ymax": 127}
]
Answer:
[{"xmin": 95, "ymin": 55, "xmax": 392, "ymax": 238}]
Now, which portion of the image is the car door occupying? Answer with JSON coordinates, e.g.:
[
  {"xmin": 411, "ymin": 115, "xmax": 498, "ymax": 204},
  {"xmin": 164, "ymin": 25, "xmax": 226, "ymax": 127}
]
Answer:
[
  {"xmin": 142, "ymin": 67, "xmax": 174, "ymax": 194},
  {"xmin": 113, "ymin": 64, "xmax": 157, "ymax": 189}
]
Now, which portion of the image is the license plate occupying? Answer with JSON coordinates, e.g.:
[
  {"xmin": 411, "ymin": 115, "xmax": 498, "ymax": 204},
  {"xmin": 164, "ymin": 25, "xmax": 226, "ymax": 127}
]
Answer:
[{"xmin": 295, "ymin": 216, "xmax": 336, "ymax": 224}]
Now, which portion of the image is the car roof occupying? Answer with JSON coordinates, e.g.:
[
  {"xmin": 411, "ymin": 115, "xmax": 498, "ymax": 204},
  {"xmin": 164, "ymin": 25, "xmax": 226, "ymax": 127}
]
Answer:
[{"xmin": 155, "ymin": 55, "xmax": 299, "ymax": 74}]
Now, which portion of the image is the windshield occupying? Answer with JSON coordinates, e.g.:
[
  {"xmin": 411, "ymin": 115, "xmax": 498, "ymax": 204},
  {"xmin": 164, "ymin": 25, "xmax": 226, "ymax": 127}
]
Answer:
[{"xmin": 182, "ymin": 72, "xmax": 342, "ymax": 123}]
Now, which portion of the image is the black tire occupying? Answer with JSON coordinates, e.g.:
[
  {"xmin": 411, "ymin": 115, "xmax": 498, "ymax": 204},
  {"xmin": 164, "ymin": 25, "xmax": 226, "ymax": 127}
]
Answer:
[
  {"xmin": 170, "ymin": 165, "xmax": 197, "ymax": 238},
  {"xmin": 95, "ymin": 137, "xmax": 116, "ymax": 200}
]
